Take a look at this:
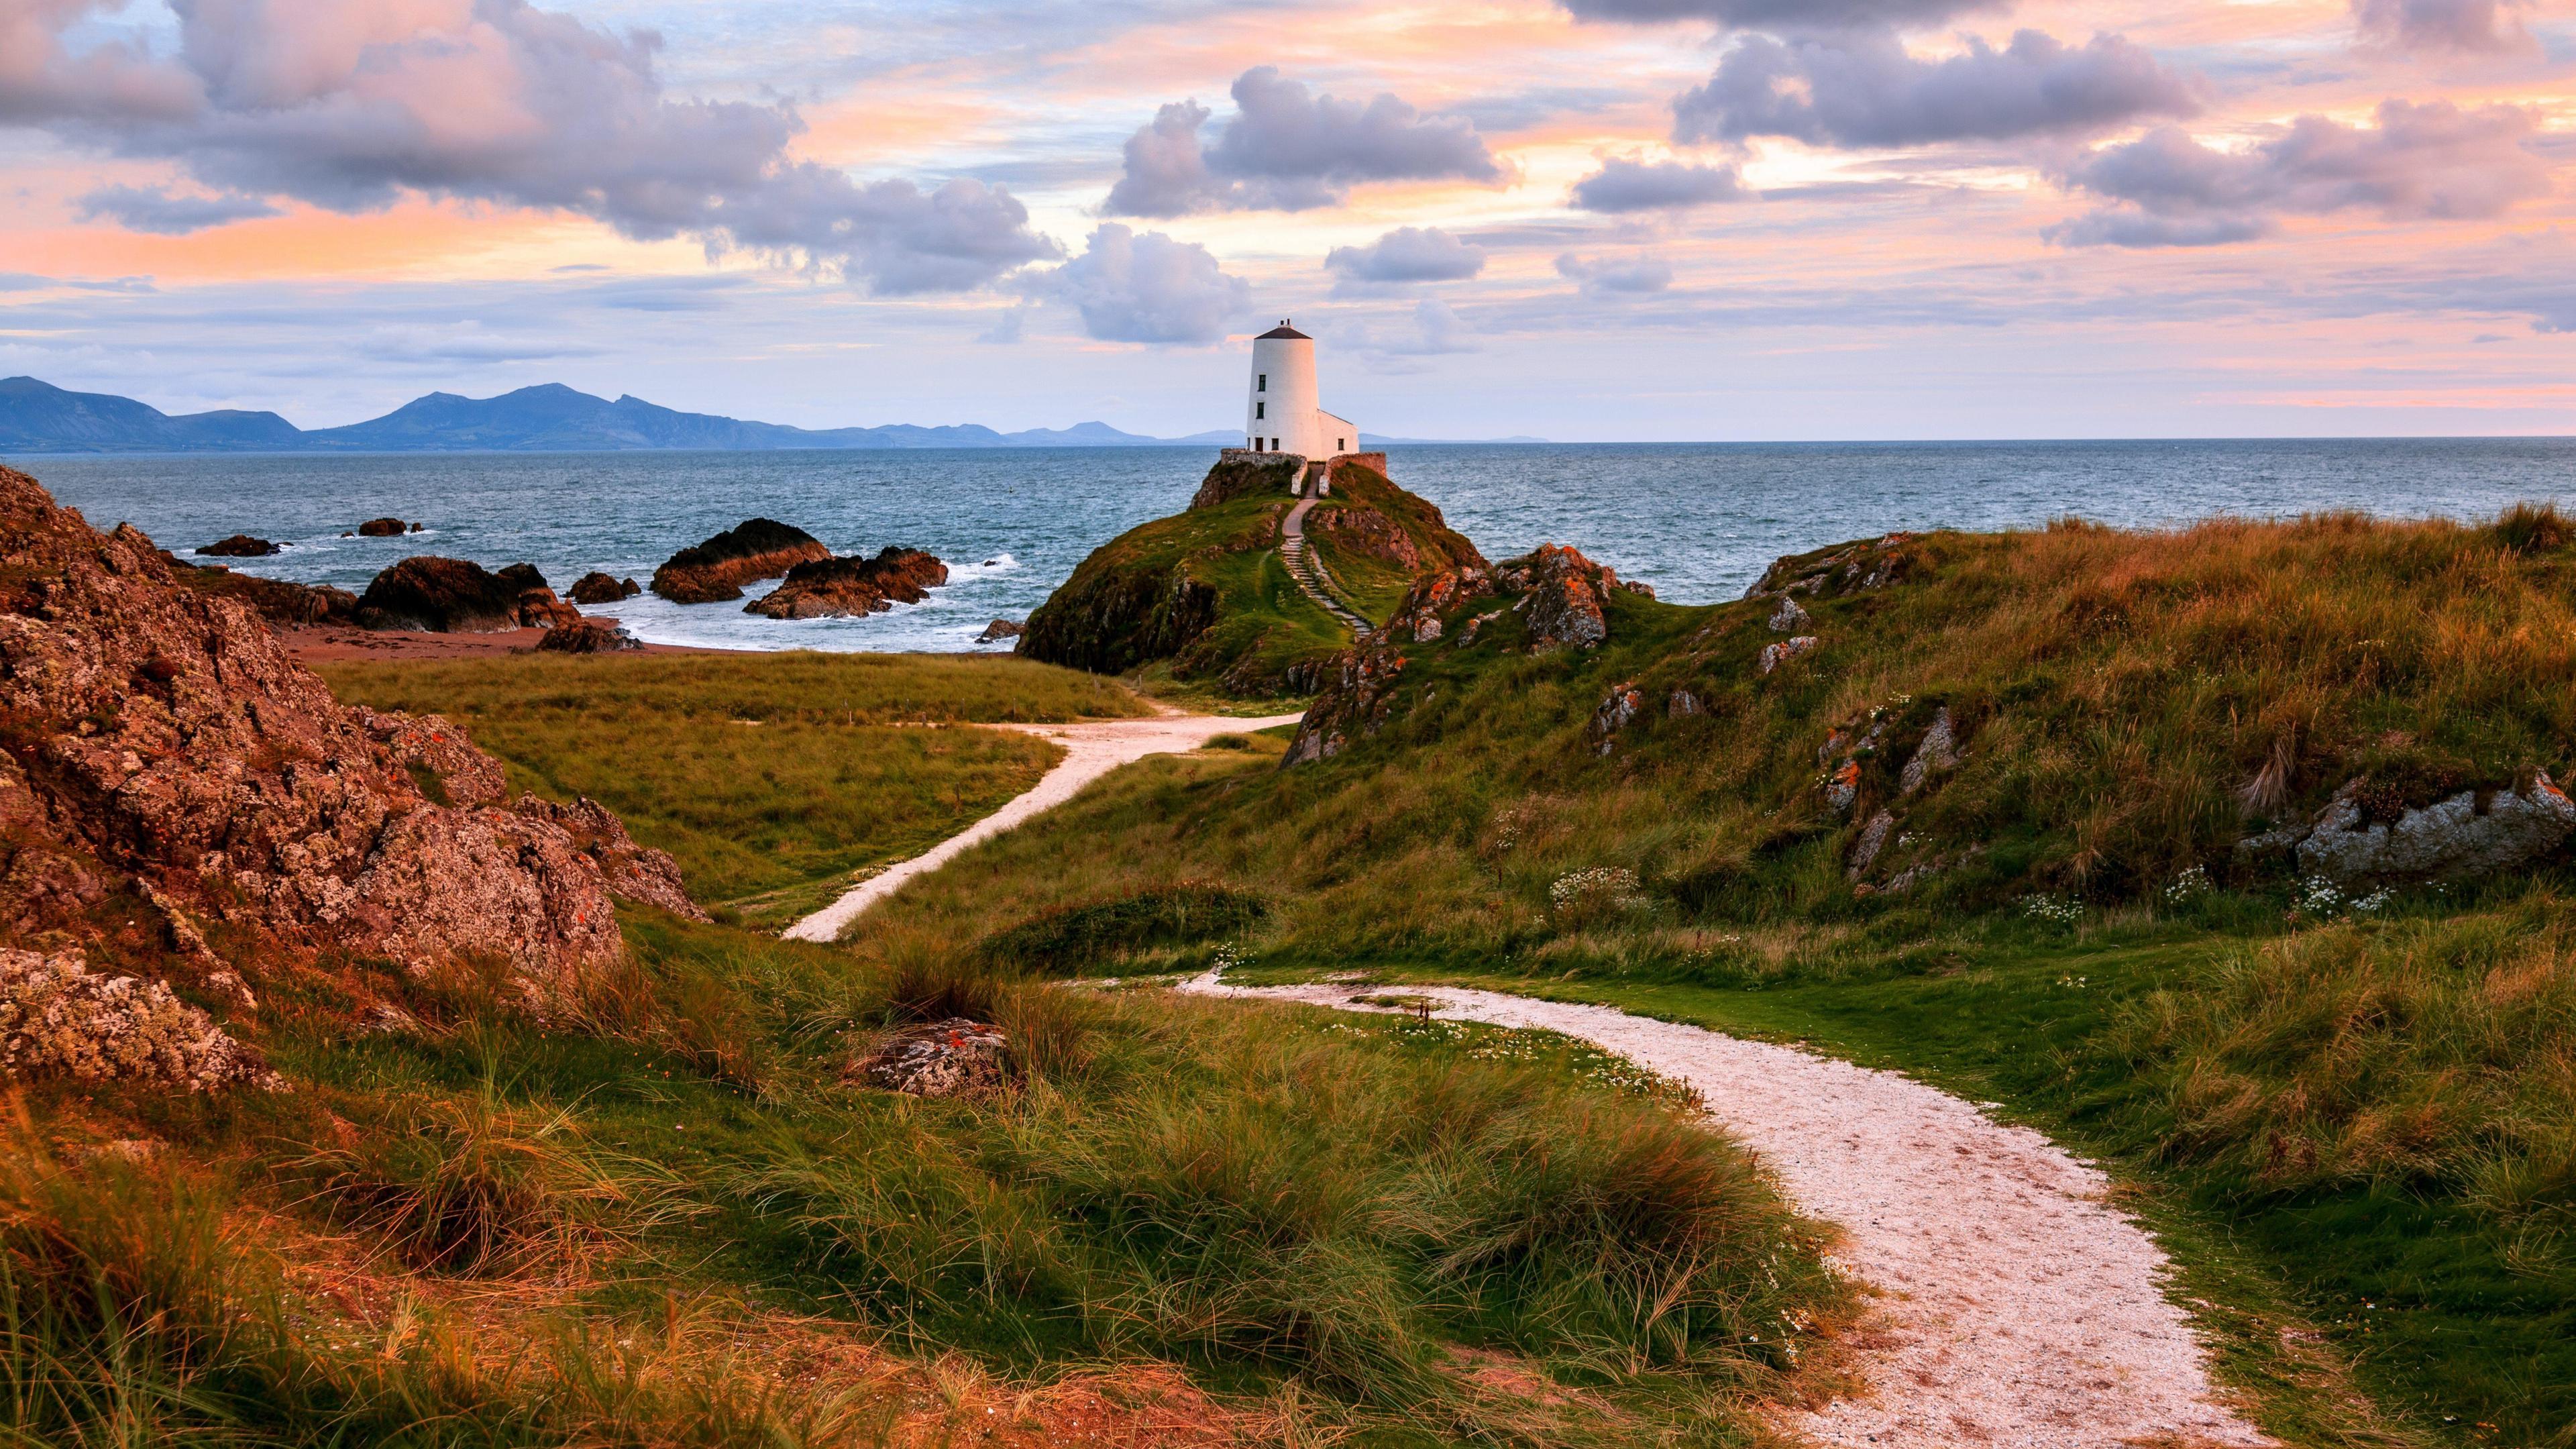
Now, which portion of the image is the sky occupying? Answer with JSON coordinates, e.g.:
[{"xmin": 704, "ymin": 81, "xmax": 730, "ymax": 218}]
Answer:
[{"xmin": 1, "ymin": 0, "xmax": 2573, "ymax": 440}]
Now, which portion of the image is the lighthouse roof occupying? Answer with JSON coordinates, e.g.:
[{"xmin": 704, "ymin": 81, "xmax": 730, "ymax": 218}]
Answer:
[{"xmin": 1255, "ymin": 323, "xmax": 1310, "ymax": 340}]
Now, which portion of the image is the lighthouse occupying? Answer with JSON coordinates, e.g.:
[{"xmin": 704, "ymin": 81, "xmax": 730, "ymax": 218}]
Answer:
[{"xmin": 1243, "ymin": 321, "xmax": 1357, "ymax": 462}]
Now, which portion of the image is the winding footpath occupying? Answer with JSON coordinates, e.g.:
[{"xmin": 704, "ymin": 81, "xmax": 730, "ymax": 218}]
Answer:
[
  {"xmin": 1183, "ymin": 978, "xmax": 2273, "ymax": 1449},
  {"xmin": 782, "ymin": 712, "xmax": 1301, "ymax": 943}
]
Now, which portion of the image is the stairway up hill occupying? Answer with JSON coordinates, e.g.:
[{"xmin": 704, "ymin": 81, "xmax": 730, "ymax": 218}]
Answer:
[{"xmin": 1018, "ymin": 455, "xmax": 1485, "ymax": 697}]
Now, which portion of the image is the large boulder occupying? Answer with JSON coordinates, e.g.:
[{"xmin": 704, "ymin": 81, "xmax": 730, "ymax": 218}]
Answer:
[
  {"xmin": 355, "ymin": 557, "xmax": 525, "ymax": 633},
  {"xmin": 651, "ymin": 519, "xmax": 828, "ymax": 604},
  {"xmin": 0, "ymin": 465, "xmax": 701, "ymax": 1013},
  {"xmin": 747, "ymin": 547, "xmax": 947, "ymax": 620},
  {"xmin": 536, "ymin": 620, "xmax": 639, "ymax": 653},
  {"xmin": 495, "ymin": 564, "xmax": 582, "ymax": 629},
  {"xmin": 356, "ymin": 517, "xmax": 412, "ymax": 537},
  {"xmin": 1494, "ymin": 544, "xmax": 1642, "ymax": 651}
]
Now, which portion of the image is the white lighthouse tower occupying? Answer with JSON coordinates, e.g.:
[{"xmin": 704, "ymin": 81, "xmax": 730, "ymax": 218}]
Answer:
[{"xmin": 1243, "ymin": 321, "xmax": 1357, "ymax": 464}]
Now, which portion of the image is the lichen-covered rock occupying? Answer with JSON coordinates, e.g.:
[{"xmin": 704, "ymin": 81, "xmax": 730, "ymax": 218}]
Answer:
[
  {"xmin": 199, "ymin": 535, "xmax": 280, "ymax": 557},
  {"xmin": 651, "ymin": 519, "xmax": 829, "ymax": 604},
  {"xmin": 1759, "ymin": 635, "xmax": 1819, "ymax": 674},
  {"xmin": 1848, "ymin": 809, "xmax": 1896, "ymax": 879},
  {"xmin": 747, "ymin": 547, "xmax": 947, "ymax": 620},
  {"xmin": 1744, "ymin": 533, "xmax": 1925, "ymax": 602},
  {"xmin": 0, "ymin": 464, "xmax": 695, "ymax": 1002},
  {"xmin": 510, "ymin": 795, "xmax": 702, "ymax": 921},
  {"xmin": 1495, "ymin": 545, "xmax": 1621, "ymax": 651},
  {"xmin": 356, "ymin": 556, "xmax": 526, "ymax": 633},
  {"xmin": 1767, "ymin": 596, "xmax": 1809, "ymax": 633},
  {"xmin": 2257, "ymin": 774, "xmax": 2576, "ymax": 884},
  {"xmin": 1899, "ymin": 707, "xmax": 1957, "ymax": 796},
  {"xmin": 849, "ymin": 1017, "xmax": 1008, "ymax": 1097},
  {"xmin": 1589, "ymin": 680, "xmax": 1645, "ymax": 755},
  {"xmin": 568, "ymin": 572, "xmax": 641, "ymax": 605},
  {"xmin": 0, "ymin": 949, "xmax": 277, "ymax": 1092},
  {"xmin": 1285, "ymin": 642, "xmax": 1409, "ymax": 765},
  {"xmin": 1667, "ymin": 689, "xmax": 1701, "ymax": 718}
]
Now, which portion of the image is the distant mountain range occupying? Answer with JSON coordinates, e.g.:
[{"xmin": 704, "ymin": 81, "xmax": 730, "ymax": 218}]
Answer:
[{"xmin": 0, "ymin": 377, "xmax": 1543, "ymax": 455}]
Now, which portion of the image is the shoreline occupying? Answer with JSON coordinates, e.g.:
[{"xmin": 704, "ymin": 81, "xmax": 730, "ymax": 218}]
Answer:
[{"xmin": 278, "ymin": 623, "xmax": 745, "ymax": 663}]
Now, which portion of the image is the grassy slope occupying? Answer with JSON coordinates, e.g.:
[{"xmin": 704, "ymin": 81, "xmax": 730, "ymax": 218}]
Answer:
[
  {"xmin": 5, "ymin": 650, "xmax": 1850, "ymax": 1449},
  {"xmin": 316, "ymin": 651, "xmax": 1145, "ymax": 924},
  {"xmin": 1297, "ymin": 464, "xmax": 1489, "ymax": 623},
  {"xmin": 861, "ymin": 511, "xmax": 2576, "ymax": 1446}
]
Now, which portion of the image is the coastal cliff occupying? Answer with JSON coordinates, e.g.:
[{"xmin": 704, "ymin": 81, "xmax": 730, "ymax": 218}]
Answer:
[{"xmin": 1020, "ymin": 455, "xmax": 1483, "ymax": 694}]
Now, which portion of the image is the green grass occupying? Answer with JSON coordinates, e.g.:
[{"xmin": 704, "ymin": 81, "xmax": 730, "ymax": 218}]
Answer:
[{"xmin": 316, "ymin": 651, "xmax": 1144, "ymax": 920}]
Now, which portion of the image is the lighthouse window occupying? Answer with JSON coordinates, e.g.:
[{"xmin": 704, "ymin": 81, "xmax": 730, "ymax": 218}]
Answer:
[
  {"xmin": 1337, "ymin": 437, "xmax": 1346, "ymax": 451},
  {"xmin": 1255, "ymin": 400, "xmax": 1265, "ymax": 419},
  {"xmin": 1258, "ymin": 374, "xmax": 1267, "ymax": 391}
]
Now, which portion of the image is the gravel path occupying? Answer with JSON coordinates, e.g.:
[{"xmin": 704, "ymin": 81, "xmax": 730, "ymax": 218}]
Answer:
[
  {"xmin": 1183, "ymin": 978, "xmax": 2271, "ymax": 1449},
  {"xmin": 782, "ymin": 713, "xmax": 1301, "ymax": 943}
]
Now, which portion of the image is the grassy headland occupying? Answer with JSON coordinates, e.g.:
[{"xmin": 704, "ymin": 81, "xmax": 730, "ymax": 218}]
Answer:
[
  {"xmin": 1018, "ymin": 456, "xmax": 1482, "ymax": 698},
  {"xmin": 861, "ymin": 508, "xmax": 2576, "ymax": 1444}
]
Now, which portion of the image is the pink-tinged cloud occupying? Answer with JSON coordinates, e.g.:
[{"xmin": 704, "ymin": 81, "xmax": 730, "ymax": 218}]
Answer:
[
  {"xmin": 1557, "ymin": 252, "xmax": 1674, "ymax": 292},
  {"xmin": 2051, "ymin": 99, "xmax": 2551, "ymax": 248},
  {"xmin": 2353, "ymin": 0, "xmax": 2537, "ymax": 54},
  {"xmin": 1571, "ymin": 156, "xmax": 1750, "ymax": 211},
  {"xmin": 1325, "ymin": 226, "xmax": 1487, "ymax": 285},
  {"xmin": 0, "ymin": 0, "xmax": 1057, "ymax": 293},
  {"xmin": 1103, "ymin": 66, "xmax": 1506, "ymax": 217},
  {"xmin": 1677, "ymin": 30, "xmax": 2201, "ymax": 148},
  {"xmin": 1557, "ymin": 0, "xmax": 1994, "ymax": 31},
  {"xmin": 1047, "ymin": 225, "xmax": 1248, "ymax": 344}
]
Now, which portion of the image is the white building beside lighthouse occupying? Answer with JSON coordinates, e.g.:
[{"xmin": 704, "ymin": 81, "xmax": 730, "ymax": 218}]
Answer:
[{"xmin": 1243, "ymin": 321, "xmax": 1357, "ymax": 461}]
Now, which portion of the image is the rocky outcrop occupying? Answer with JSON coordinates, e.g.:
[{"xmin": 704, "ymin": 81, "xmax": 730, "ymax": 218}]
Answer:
[
  {"xmin": 537, "ymin": 621, "xmax": 639, "ymax": 653},
  {"xmin": 0, "ymin": 465, "xmax": 699, "ymax": 1013},
  {"xmin": 849, "ymin": 1017, "xmax": 1008, "ymax": 1097},
  {"xmin": 651, "ymin": 519, "xmax": 828, "ymax": 604},
  {"xmin": 1767, "ymin": 597, "xmax": 1809, "ymax": 633},
  {"xmin": 1744, "ymin": 533, "xmax": 1925, "ymax": 602},
  {"xmin": 356, "ymin": 518, "xmax": 414, "ymax": 537},
  {"xmin": 1589, "ymin": 681, "xmax": 1646, "ymax": 755},
  {"xmin": 356, "ymin": 557, "xmax": 527, "ymax": 633},
  {"xmin": 199, "ymin": 535, "xmax": 281, "ymax": 557},
  {"xmin": 1189, "ymin": 456, "xmax": 1302, "ymax": 510},
  {"xmin": 975, "ymin": 618, "xmax": 1024, "ymax": 644},
  {"xmin": 2241, "ymin": 774, "xmax": 2576, "ymax": 884},
  {"xmin": 1495, "ymin": 545, "xmax": 1644, "ymax": 651},
  {"xmin": 747, "ymin": 547, "xmax": 947, "ymax": 620},
  {"xmin": 164, "ymin": 555, "xmax": 357, "ymax": 626},
  {"xmin": 568, "ymin": 572, "xmax": 639, "ymax": 605},
  {"xmin": 0, "ymin": 948, "xmax": 278, "ymax": 1091}
]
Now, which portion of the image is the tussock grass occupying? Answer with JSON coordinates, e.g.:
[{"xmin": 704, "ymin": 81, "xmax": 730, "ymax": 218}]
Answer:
[{"xmin": 317, "ymin": 651, "xmax": 1138, "ymax": 914}]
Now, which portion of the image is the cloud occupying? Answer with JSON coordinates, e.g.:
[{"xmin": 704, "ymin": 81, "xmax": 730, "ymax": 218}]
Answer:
[
  {"xmin": 2353, "ymin": 0, "xmax": 2536, "ymax": 53},
  {"xmin": 2051, "ymin": 99, "xmax": 2551, "ymax": 248},
  {"xmin": 1570, "ymin": 156, "xmax": 1750, "ymax": 211},
  {"xmin": 1557, "ymin": 252, "xmax": 1675, "ymax": 292},
  {"xmin": 1104, "ymin": 66, "xmax": 1505, "ymax": 217},
  {"xmin": 1675, "ymin": 30, "xmax": 2200, "ymax": 148},
  {"xmin": 74, "ymin": 182, "xmax": 279, "ymax": 233},
  {"xmin": 1049, "ymin": 225, "xmax": 1248, "ymax": 344},
  {"xmin": 1556, "ymin": 0, "xmax": 1995, "ymax": 31},
  {"xmin": 1324, "ymin": 227, "xmax": 1487, "ymax": 286},
  {"xmin": 0, "ymin": 0, "xmax": 1057, "ymax": 293}
]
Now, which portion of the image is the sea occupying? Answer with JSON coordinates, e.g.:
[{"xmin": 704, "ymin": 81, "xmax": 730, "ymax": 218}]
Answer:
[{"xmin": 17, "ymin": 438, "xmax": 2576, "ymax": 653}]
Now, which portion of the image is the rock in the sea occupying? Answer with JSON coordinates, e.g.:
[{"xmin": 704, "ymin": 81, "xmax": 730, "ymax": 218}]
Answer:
[
  {"xmin": 163, "ymin": 554, "xmax": 356, "ymax": 626},
  {"xmin": 0, "ymin": 465, "xmax": 702, "ymax": 1019},
  {"xmin": 356, "ymin": 517, "xmax": 411, "ymax": 537},
  {"xmin": 356, "ymin": 557, "xmax": 526, "ymax": 633},
  {"xmin": 537, "ymin": 620, "xmax": 640, "ymax": 653},
  {"xmin": 849, "ymin": 1017, "xmax": 1008, "ymax": 1097},
  {"xmin": 2248, "ymin": 773, "xmax": 2576, "ymax": 885},
  {"xmin": 569, "ymin": 572, "xmax": 641, "ymax": 605},
  {"xmin": 1759, "ymin": 635, "xmax": 1820, "ymax": 674},
  {"xmin": 496, "ymin": 563, "xmax": 582, "ymax": 629},
  {"xmin": 747, "ymin": 547, "xmax": 947, "ymax": 620},
  {"xmin": 976, "ymin": 618, "xmax": 1026, "ymax": 644},
  {"xmin": 651, "ymin": 519, "xmax": 829, "ymax": 604},
  {"xmin": 199, "ymin": 535, "xmax": 282, "ymax": 557}
]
